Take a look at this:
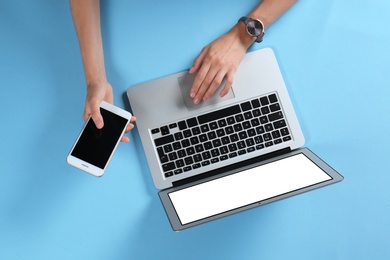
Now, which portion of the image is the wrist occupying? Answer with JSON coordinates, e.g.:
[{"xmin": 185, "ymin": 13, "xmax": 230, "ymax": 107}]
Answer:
[
  {"xmin": 230, "ymin": 22, "xmax": 256, "ymax": 50},
  {"xmin": 86, "ymin": 74, "xmax": 109, "ymax": 89}
]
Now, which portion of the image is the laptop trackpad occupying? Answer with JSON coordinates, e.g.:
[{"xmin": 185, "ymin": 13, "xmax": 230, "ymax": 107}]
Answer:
[{"xmin": 178, "ymin": 73, "xmax": 235, "ymax": 111}]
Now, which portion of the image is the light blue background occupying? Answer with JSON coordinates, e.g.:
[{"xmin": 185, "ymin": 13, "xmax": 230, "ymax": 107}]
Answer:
[{"xmin": 1, "ymin": 0, "xmax": 389, "ymax": 259}]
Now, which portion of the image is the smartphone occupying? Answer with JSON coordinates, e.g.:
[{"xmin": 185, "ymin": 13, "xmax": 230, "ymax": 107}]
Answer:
[{"xmin": 67, "ymin": 101, "xmax": 132, "ymax": 177}]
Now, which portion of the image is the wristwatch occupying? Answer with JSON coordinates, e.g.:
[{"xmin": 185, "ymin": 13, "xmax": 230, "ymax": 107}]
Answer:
[{"xmin": 238, "ymin": 16, "xmax": 265, "ymax": 43}]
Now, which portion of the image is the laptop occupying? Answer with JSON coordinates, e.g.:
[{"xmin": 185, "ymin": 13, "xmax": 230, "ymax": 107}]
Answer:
[{"xmin": 126, "ymin": 48, "xmax": 343, "ymax": 231}]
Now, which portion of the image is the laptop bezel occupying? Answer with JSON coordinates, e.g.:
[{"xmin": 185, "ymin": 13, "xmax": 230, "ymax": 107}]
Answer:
[{"xmin": 158, "ymin": 147, "xmax": 343, "ymax": 231}]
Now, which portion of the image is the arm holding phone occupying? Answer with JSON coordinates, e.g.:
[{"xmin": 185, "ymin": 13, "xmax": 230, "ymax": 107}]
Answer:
[{"xmin": 70, "ymin": 0, "xmax": 135, "ymax": 142}]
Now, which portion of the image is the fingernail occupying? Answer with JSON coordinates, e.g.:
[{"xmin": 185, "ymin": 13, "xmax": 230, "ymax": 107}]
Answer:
[
  {"xmin": 194, "ymin": 98, "xmax": 199, "ymax": 104},
  {"xmin": 96, "ymin": 120, "xmax": 103, "ymax": 129},
  {"xmin": 190, "ymin": 92, "xmax": 195, "ymax": 98}
]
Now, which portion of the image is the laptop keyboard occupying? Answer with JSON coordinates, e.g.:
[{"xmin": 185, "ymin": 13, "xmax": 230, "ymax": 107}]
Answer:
[{"xmin": 151, "ymin": 92, "xmax": 292, "ymax": 178}]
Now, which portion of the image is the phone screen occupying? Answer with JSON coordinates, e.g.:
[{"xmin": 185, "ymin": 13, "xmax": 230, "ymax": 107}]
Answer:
[{"xmin": 71, "ymin": 108, "xmax": 128, "ymax": 169}]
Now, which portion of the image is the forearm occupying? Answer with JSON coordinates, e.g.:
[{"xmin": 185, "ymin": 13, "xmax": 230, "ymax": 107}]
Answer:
[
  {"xmin": 232, "ymin": 0, "xmax": 297, "ymax": 49},
  {"xmin": 70, "ymin": 0, "xmax": 106, "ymax": 86},
  {"xmin": 249, "ymin": 0, "xmax": 297, "ymax": 30}
]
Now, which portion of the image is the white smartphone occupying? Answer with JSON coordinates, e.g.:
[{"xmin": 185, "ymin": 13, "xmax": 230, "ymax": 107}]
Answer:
[{"xmin": 67, "ymin": 101, "xmax": 132, "ymax": 177}]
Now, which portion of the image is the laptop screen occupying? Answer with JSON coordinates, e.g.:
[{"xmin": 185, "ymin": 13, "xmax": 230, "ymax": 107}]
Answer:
[{"xmin": 168, "ymin": 153, "xmax": 332, "ymax": 225}]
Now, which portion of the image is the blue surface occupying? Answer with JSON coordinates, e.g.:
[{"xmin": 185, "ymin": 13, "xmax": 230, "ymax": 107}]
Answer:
[{"xmin": 1, "ymin": 0, "xmax": 389, "ymax": 259}]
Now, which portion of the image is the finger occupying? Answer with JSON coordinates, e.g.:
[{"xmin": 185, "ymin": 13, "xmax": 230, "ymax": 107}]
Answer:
[
  {"xmin": 125, "ymin": 123, "xmax": 134, "ymax": 134},
  {"xmin": 87, "ymin": 99, "xmax": 104, "ymax": 129},
  {"xmin": 189, "ymin": 46, "xmax": 208, "ymax": 74},
  {"xmin": 121, "ymin": 135, "xmax": 130, "ymax": 143},
  {"xmin": 219, "ymin": 72, "xmax": 234, "ymax": 97},
  {"xmin": 190, "ymin": 63, "xmax": 211, "ymax": 100},
  {"xmin": 203, "ymin": 70, "xmax": 226, "ymax": 101},
  {"xmin": 193, "ymin": 67, "xmax": 220, "ymax": 104}
]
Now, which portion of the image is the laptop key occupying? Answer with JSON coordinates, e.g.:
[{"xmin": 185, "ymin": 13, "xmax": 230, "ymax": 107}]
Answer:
[
  {"xmin": 269, "ymin": 93, "xmax": 278, "ymax": 103},
  {"xmin": 251, "ymin": 99, "xmax": 260, "ymax": 108},
  {"xmin": 247, "ymin": 147, "xmax": 255, "ymax": 153},
  {"xmin": 270, "ymin": 103, "xmax": 281, "ymax": 112},
  {"xmin": 192, "ymin": 126, "xmax": 201, "ymax": 135},
  {"xmin": 212, "ymin": 139, "xmax": 222, "ymax": 148},
  {"xmin": 165, "ymin": 171, "xmax": 174, "ymax": 178},
  {"xmin": 160, "ymin": 126, "xmax": 170, "ymax": 135},
  {"xmin": 162, "ymin": 162, "xmax": 175, "ymax": 172},
  {"xmin": 273, "ymin": 119, "xmax": 287, "ymax": 129},
  {"xmin": 220, "ymin": 155, "xmax": 228, "ymax": 161},
  {"xmin": 227, "ymin": 116, "xmax": 235, "ymax": 125},
  {"xmin": 202, "ymin": 160, "xmax": 210, "ymax": 166},
  {"xmin": 260, "ymin": 96, "xmax": 269, "ymax": 106},
  {"xmin": 218, "ymin": 119, "xmax": 227, "ymax": 127},
  {"xmin": 229, "ymin": 152, "xmax": 237, "ymax": 158},
  {"xmin": 237, "ymin": 141, "xmax": 246, "ymax": 149},
  {"xmin": 235, "ymin": 114, "xmax": 244, "ymax": 122},
  {"xmin": 225, "ymin": 126, "xmax": 234, "ymax": 134},
  {"xmin": 192, "ymin": 163, "xmax": 201, "ymax": 169},
  {"xmin": 181, "ymin": 139, "xmax": 190, "ymax": 148},
  {"xmin": 211, "ymin": 158, "xmax": 219, "ymax": 164},
  {"xmin": 219, "ymin": 146, "xmax": 229, "ymax": 155},
  {"xmin": 193, "ymin": 154, "xmax": 202, "ymax": 162},
  {"xmin": 256, "ymin": 144, "xmax": 264, "ymax": 150},
  {"xmin": 280, "ymin": 127, "xmax": 289, "ymax": 136},
  {"xmin": 190, "ymin": 136, "xmax": 199, "ymax": 145},
  {"xmin": 186, "ymin": 147, "xmax": 195, "ymax": 155},
  {"xmin": 211, "ymin": 148, "xmax": 220, "ymax": 157},
  {"xmin": 159, "ymin": 154, "xmax": 168, "ymax": 164},
  {"xmin": 201, "ymin": 124, "xmax": 210, "ymax": 133},
  {"xmin": 172, "ymin": 141, "xmax": 182, "ymax": 150},
  {"xmin": 198, "ymin": 104, "xmax": 241, "ymax": 124},
  {"xmin": 209, "ymin": 121, "xmax": 218, "ymax": 130},
  {"xmin": 268, "ymin": 111, "xmax": 283, "ymax": 121},
  {"xmin": 178, "ymin": 120, "xmax": 187, "ymax": 130},
  {"xmin": 187, "ymin": 117, "xmax": 198, "ymax": 127},
  {"xmin": 184, "ymin": 156, "xmax": 194, "ymax": 165},
  {"xmin": 154, "ymin": 134, "xmax": 174, "ymax": 146},
  {"xmin": 261, "ymin": 106, "xmax": 270, "ymax": 115},
  {"xmin": 274, "ymin": 139, "xmax": 282, "ymax": 145},
  {"xmin": 174, "ymin": 169, "xmax": 183, "ymax": 175},
  {"xmin": 195, "ymin": 144, "xmax": 204, "ymax": 153},
  {"xmin": 176, "ymin": 159, "xmax": 185, "ymax": 168},
  {"xmin": 204, "ymin": 141, "xmax": 213, "ymax": 150},
  {"xmin": 164, "ymin": 144, "xmax": 173, "ymax": 153},
  {"xmin": 240, "ymin": 101, "xmax": 252, "ymax": 111},
  {"xmin": 238, "ymin": 149, "xmax": 246, "ymax": 155},
  {"xmin": 168, "ymin": 152, "xmax": 177, "ymax": 161},
  {"xmin": 202, "ymin": 151, "xmax": 211, "ymax": 160},
  {"xmin": 183, "ymin": 166, "xmax": 192, "ymax": 172},
  {"xmin": 169, "ymin": 123, "xmax": 177, "ymax": 129},
  {"xmin": 174, "ymin": 132, "xmax": 183, "ymax": 141},
  {"xmin": 177, "ymin": 149, "xmax": 186, "ymax": 158}
]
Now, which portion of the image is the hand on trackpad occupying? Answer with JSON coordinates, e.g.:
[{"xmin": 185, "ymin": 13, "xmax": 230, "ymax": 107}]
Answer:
[{"xmin": 178, "ymin": 73, "xmax": 235, "ymax": 111}]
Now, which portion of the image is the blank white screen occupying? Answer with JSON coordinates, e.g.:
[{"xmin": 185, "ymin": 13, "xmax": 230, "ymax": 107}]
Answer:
[{"xmin": 168, "ymin": 153, "xmax": 332, "ymax": 225}]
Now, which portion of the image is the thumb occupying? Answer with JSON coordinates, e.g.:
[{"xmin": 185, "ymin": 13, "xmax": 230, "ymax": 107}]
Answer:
[{"xmin": 91, "ymin": 107, "xmax": 104, "ymax": 129}]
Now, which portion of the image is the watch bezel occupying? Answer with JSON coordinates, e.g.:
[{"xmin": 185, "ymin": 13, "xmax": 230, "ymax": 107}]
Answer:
[{"xmin": 239, "ymin": 16, "xmax": 265, "ymax": 43}]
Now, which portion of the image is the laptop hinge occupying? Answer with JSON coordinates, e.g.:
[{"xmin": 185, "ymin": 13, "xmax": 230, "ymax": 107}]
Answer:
[{"xmin": 172, "ymin": 147, "xmax": 292, "ymax": 187}]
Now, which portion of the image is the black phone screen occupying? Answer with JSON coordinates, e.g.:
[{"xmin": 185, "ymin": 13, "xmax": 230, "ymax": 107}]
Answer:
[{"xmin": 71, "ymin": 108, "xmax": 128, "ymax": 169}]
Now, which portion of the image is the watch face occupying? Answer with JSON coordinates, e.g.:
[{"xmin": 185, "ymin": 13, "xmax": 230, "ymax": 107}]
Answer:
[{"xmin": 247, "ymin": 19, "xmax": 262, "ymax": 37}]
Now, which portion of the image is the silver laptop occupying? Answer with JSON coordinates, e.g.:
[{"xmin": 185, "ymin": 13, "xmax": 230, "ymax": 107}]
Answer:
[{"xmin": 127, "ymin": 48, "xmax": 343, "ymax": 231}]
